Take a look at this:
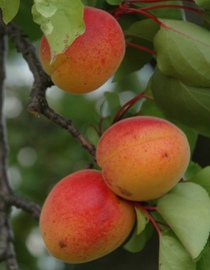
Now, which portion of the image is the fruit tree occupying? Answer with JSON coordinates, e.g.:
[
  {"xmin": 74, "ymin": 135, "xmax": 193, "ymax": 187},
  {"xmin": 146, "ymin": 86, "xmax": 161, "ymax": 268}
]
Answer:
[{"xmin": 0, "ymin": 0, "xmax": 210, "ymax": 270}]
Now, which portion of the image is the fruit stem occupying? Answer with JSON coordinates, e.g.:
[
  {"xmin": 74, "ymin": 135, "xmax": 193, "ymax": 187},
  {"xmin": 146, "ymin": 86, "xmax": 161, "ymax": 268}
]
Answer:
[
  {"xmin": 134, "ymin": 202, "xmax": 163, "ymax": 234},
  {"xmin": 113, "ymin": 92, "xmax": 153, "ymax": 123},
  {"xmin": 140, "ymin": 4, "xmax": 202, "ymax": 15},
  {"xmin": 114, "ymin": 1, "xmax": 202, "ymax": 27},
  {"xmin": 126, "ymin": 41, "xmax": 156, "ymax": 55}
]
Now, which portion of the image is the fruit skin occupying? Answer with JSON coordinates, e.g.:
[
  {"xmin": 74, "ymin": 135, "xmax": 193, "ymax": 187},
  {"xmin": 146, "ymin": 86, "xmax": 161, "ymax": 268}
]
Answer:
[
  {"xmin": 39, "ymin": 170, "xmax": 135, "ymax": 263},
  {"xmin": 96, "ymin": 116, "xmax": 190, "ymax": 201},
  {"xmin": 39, "ymin": 6, "xmax": 125, "ymax": 94}
]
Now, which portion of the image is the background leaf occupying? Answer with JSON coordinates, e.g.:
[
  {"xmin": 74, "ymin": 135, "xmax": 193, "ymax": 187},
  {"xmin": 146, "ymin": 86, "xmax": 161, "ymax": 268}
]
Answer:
[
  {"xmin": 157, "ymin": 182, "xmax": 210, "ymax": 259},
  {"xmin": 106, "ymin": 0, "xmax": 122, "ymax": 5},
  {"xmin": 124, "ymin": 223, "xmax": 154, "ymax": 253},
  {"xmin": 196, "ymin": 243, "xmax": 210, "ymax": 270},
  {"xmin": 194, "ymin": 0, "xmax": 210, "ymax": 9},
  {"xmin": 0, "ymin": 0, "xmax": 20, "ymax": 24},
  {"xmin": 150, "ymin": 68, "xmax": 210, "ymax": 137},
  {"xmin": 188, "ymin": 166, "xmax": 210, "ymax": 196},
  {"xmin": 32, "ymin": 0, "xmax": 85, "ymax": 62},
  {"xmin": 159, "ymin": 232, "xmax": 196, "ymax": 270},
  {"xmin": 154, "ymin": 19, "xmax": 210, "ymax": 87},
  {"xmin": 131, "ymin": 1, "xmax": 183, "ymax": 20}
]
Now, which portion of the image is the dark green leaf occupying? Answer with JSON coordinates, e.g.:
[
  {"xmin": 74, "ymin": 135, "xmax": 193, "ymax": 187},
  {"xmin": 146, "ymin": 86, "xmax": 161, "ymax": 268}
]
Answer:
[
  {"xmin": 114, "ymin": 43, "xmax": 152, "ymax": 81},
  {"xmin": 106, "ymin": 0, "xmax": 122, "ymax": 5},
  {"xmin": 154, "ymin": 19, "xmax": 210, "ymax": 87},
  {"xmin": 150, "ymin": 68, "xmax": 210, "ymax": 137},
  {"xmin": 126, "ymin": 19, "xmax": 159, "ymax": 42},
  {"xmin": 124, "ymin": 223, "xmax": 154, "ymax": 253},
  {"xmin": 196, "ymin": 243, "xmax": 210, "ymax": 270},
  {"xmin": 194, "ymin": 0, "xmax": 210, "ymax": 9},
  {"xmin": 183, "ymin": 161, "xmax": 202, "ymax": 180},
  {"xmin": 188, "ymin": 166, "xmax": 210, "ymax": 196}
]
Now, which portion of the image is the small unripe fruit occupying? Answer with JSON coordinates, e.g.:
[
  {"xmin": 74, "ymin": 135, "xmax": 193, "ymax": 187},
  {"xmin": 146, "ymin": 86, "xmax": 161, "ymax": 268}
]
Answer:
[
  {"xmin": 39, "ymin": 6, "xmax": 125, "ymax": 94},
  {"xmin": 40, "ymin": 170, "xmax": 135, "ymax": 263},
  {"xmin": 96, "ymin": 116, "xmax": 190, "ymax": 201}
]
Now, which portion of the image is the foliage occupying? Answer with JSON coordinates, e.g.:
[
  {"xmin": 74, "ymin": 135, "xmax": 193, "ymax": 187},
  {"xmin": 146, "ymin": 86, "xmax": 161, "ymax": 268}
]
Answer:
[{"xmin": 0, "ymin": 0, "xmax": 210, "ymax": 269}]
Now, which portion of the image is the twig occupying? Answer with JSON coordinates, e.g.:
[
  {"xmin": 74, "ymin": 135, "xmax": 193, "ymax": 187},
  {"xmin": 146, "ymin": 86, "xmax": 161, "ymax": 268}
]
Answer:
[{"xmin": 1, "ymin": 193, "xmax": 41, "ymax": 220}]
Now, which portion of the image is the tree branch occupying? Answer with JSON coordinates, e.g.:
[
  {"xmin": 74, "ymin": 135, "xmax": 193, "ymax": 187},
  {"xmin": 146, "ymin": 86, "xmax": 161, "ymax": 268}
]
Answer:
[
  {"xmin": 0, "ymin": 16, "xmax": 19, "ymax": 270},
  {"xmin": 5, "ymin": 22, "xmax": 96, "ymax": 160}
]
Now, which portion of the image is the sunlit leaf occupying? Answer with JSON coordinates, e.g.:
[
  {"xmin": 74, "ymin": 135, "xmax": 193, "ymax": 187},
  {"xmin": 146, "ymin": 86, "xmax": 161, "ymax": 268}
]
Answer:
[
  {"xmin": 154, "ymin": 19, "xmax": 210, "ymax": 87},
  {"xmin": 159, "ymin": 232, "xmax": 196, "ymax": 270},
  {"xmin": 157, "ymin": 182, "xmax": 210, "ymax": 259},
  {"xmin": 134, "ymin": 206, "xmax": 149, "ymax": 235},
  {"xmin": 32, "ymin": 0, "xmax": 85, "ymax": 62},
  {"xmin": 0, "ymin": 0, "xmax": 20, "ymax": 24},
  {"xmin": 150, "ymin": 68, "xmax": 210, "ymax": 137}
]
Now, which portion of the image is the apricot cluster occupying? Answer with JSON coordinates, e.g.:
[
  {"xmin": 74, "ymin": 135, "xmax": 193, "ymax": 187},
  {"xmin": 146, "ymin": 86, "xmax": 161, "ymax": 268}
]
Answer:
[{"xmin": 40, "ymin": 116, "xmax": 190, "ymax": 264}]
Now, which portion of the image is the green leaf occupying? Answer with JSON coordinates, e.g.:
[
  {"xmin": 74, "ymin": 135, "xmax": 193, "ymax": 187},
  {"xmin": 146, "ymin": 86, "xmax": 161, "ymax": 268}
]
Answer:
[
  {"xmin": 124, "ymin": 223, "xmax": 154, "ymax": 253},
  {"xmin": 131, "ymin": 1, "xmax": 183, "ymax": 20},
  {"xmin": 114, "ymin": 43, "xmax": 152, "ymax": 81},
  {"xmin": 32, "ymin": 0, "xmax": 85, "ymax": 62},
  {"xmin": 0, "ymin": 0, "xmax": 20, "ymax": 24},
  {"xmin": 126, "ymin": 19, "xmax": 159, "ymax": 42},
  {"xmin": 159, "ymin": 232, "xmax": 196, "ymax": 270},
  {"xmin": 106, "ymin": 0, "xmax": 122, "ymax": 5},
  {"xmin": 188, "ymin": 166, "xmax": 210, "ymax": 196},
  {"xmin": 154, "ymin": 19, "xmax": 210, "ymax": 87},
  {"xmin": 157, "ymin": 182, "xmax": 210, "ymax": 259},
  {"xmin": 114, "ymin": 19, "xmax": 158, "ymax": 81},
  {"xmin": 150, "ymin": 68, "xmax": 210, "ymax": 137},
  {"xmin": 12, "ymin": 0, "xmax": 41, "ymax": 42},
  {"xmin": 196, "ymin": 243, "xmax": 210, "ymax": 270},
  {"xmin": 134, "ymin": 206, "xmax": 149, "ymax": 235},
  {"xmin": 103, "ymin": 91, "xmax": 121, "ymax": 118},
  {"xmin": 194, "ymin": 0, "xmax": 210, "ymax": 9},
  {"xmin": 183, "ymin": 161, "xmax": 202, "ymax": 180}
]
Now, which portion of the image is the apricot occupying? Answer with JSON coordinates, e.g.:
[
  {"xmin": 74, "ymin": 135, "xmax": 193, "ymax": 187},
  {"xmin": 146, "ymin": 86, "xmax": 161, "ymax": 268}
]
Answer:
[
  {"xmin": 39, "ymin": 170, "xmax": 135, "ymax": 263},
  {"xmin": 39, "ymin": 6, "xmax": 125, "ymax": 94},
  {"xmin": 96, "ymin": 116, "xmax": 190, "ymax": 201}
]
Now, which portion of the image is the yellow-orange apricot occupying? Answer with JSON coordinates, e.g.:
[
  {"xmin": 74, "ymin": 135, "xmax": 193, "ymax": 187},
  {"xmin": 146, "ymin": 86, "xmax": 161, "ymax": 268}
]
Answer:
[
  {"xmin": 39, "ymin": 170, "xmax": 135, "ymax": 263},
  {"xmin": 96, "ymin": 116, "xmax": 190, "ymax": 201},
  {"xmin": 39, "ymin": 6, "xmax": 125, "ymax": 94}
]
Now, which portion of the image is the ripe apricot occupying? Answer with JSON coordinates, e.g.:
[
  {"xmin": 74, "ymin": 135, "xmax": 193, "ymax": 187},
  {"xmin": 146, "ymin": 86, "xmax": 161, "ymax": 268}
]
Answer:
[
  {"xmin": 40, "ymin": 170, "xmax": 135, "ymax": 263},
  {"xmin": 39, "ymin": 6, "xmax": 125, "ymax": 94},
  {"xmin": 96, "ymin": 116, "xmax": 190, "ymax": 201}
]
